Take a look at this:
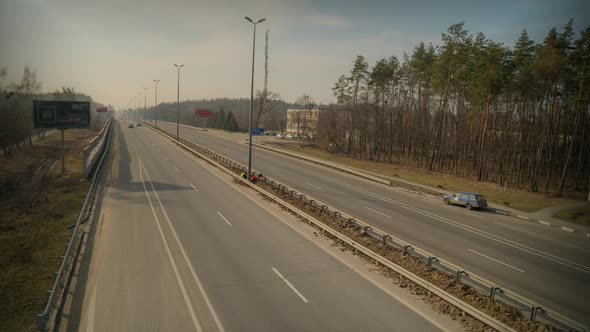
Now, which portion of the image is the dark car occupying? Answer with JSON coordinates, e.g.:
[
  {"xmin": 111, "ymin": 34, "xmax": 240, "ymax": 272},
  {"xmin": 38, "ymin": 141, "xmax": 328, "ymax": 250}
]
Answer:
[
  {"xmin": 442, "ymin": 191, "xmax": 487, "ymax": 210},
  {"xmin": 136, "ymin": 122, "xmax": 142, "ymax": 127},
  {"xmin": 127, "ymin": 123, "xmax": 134, "ymax": 128}
]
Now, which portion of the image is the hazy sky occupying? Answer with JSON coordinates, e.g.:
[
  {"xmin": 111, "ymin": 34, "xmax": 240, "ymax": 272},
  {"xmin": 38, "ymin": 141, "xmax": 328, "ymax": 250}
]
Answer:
[{"xmin": 1, "ymin": 0, "xmax": 588, "ymax": 109}]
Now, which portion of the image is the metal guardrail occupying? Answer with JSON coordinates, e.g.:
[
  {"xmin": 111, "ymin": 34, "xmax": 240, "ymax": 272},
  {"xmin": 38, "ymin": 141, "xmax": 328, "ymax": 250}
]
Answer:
[
  {"xmin": 145, "ymin": 121, "xmax": 587, "ymax": 332},
  {"xmin": 83, "ymin": 117, "xmax": 113, "ymax": 178},
  {"xmin": 37, "ymin": 118, "xmax": 114, "ymax": 330}
]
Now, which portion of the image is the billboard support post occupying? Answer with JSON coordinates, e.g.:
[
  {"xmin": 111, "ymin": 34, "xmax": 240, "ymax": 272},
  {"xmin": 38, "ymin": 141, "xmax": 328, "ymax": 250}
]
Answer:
[{"xmin": 61, "ymin": 129, "xmax": 65, "ymax": 172}]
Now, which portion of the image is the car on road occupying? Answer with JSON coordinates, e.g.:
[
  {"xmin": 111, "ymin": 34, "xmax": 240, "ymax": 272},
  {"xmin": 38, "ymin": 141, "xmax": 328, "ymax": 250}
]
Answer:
[
  {"xmin": 442, "ymin": 191, "xmax": 487, "ymax": 210},
  {"xmin": 264, "ymin": 131, "xmax": 276, "ymax": 136},
  {"xmin": 127, "ymin": 123, "xmax": 134, "ymax": 128},
  {"xmin": 286, "ymin": 133, "xmax": 301, "ymax": 139},
  {"xmin": 136, "ymin": 123, "xmax": 142, "ymax": 127},
  {"xmin": 277, "ymin": 133, "xmax": 286, "ymax": 139}
]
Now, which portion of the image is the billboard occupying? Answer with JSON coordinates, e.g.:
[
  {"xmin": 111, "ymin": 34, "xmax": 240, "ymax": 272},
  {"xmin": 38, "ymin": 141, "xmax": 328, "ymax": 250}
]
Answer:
[
  {"xmin": 195, "ymin": 108, "xmax": 213, "ymax": 118},
  {"xmin": 96, "ymin": 106, "xmax": 108, "ymax": 113},
  {"xmin": 33, "ymin": 100, "xmax": 91, "ymax": 129}
]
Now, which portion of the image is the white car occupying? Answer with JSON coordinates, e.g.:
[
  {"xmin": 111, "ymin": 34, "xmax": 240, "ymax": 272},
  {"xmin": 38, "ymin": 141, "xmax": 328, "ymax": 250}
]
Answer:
[{"xmin": 277, "ymin": 133, "xmax": 286, "ymax": 139}]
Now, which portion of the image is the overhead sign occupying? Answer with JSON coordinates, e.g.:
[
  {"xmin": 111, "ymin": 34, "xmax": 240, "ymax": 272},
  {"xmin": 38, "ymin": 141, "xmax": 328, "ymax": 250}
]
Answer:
[
  {"xmin": 33, "ymin": 100, "xmax": 91, "ymax": 129},
  {"xmin": 195, "ymin": 108, "xmax": 213, "ymax": 118},
  {"xmin": 96, "ymin": 106, "xmax": 108, "ymax": 113},
  {"xmin": 251, "ymin": 127, "xmax": 265, "ymax": 136}
]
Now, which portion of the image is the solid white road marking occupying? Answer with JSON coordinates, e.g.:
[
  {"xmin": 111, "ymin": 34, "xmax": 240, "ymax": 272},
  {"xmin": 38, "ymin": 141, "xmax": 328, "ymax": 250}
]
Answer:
[
  {"xmin": 140, "ymin": 159, "xmax": 226, "ymax": 332},
  {"xmin": 190, "ymin": 183, "xmax": 200, "ymax": 192},
  {"xmin": 306, "ymin": 182, "xmax": 322, "ymax": 190},
  {"xmin": 216, "ymin": 211, "xmax": 232, "ymax": 226},
  {"xmin": 164, "ymin": 156, "xmax": 169, "ymax": 161},
  {"xmin": 364, "ymin": 206, "xmax": 393, "ymax": 219},
  {"xmin": 272, "ymin": 267, "xmax": 309, "ymax": 303},
  {"xmin": 175, "ymin": 167, "xmax": 181, "ymax": 173},
  {"xmin": 468, "ymin": 249, "xmax": 525, "ymax": 273},
  {"xmin": 139, "ymin": 161, "xmax": 202, "ymax": 332}
]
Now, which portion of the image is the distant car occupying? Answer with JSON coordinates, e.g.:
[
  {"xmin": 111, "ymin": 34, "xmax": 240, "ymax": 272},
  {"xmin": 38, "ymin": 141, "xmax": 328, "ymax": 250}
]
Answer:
[
  {"xmin": 442, "ymin": 192, "xmax": 488, "ymax": 210},
  {"xmin": 127, "ymin": 123, "xmax": 134, "ymax": 128},
  {"xmin": 264, "ymin": 131, "xmax": 276, "ymax": 136},
  {"xmin": 136, "ymin": 122, "xmax": 142, "ymax": 127},
  {"xmin": 277, "ymin": 133, "xmax": 286, "ymax": 139}
]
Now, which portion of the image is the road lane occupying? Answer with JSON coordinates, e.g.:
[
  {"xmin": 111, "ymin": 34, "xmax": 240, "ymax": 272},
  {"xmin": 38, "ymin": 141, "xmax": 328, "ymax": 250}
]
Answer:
[
  {"xmin": 154, "ymin": 120, "xmax": 590, "ymax": 325},
  {"xmin": 78, "ymin": 121, "xmax": 452, "ymax": 331}
]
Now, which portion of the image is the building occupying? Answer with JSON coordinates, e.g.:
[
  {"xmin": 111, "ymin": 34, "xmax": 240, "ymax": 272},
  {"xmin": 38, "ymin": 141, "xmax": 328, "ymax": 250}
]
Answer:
[{"xmin": 286, "ymin": 109, "xmax": 320, "ymax": 136}]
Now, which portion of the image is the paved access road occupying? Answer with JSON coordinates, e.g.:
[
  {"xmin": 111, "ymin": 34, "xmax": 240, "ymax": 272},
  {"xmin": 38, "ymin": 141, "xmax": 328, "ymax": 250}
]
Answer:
[
  {"xmin": 154, "ymin": 120, "xmax": 590, "ymax": 326},
  {"xmin": 75, "ymin": 121, "xmax": 452, "ymax": 331}
]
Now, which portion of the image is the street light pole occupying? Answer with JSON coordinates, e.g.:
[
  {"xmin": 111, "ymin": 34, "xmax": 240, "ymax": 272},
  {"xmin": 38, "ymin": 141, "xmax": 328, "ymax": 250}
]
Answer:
[
  {"xmin": 137, "ymin": 92, "xmax": 141, "ymax": 121},
  {"xmin": 174, "ymin": 64, "xmax": 184, "ymax": 141},
  {"xmin": 143, "ymin": 87, "xmax": 148, "ymax": 122},
  {"xmin": 245, "ymin": 16, "xmax": 266, "ymax": 179},
  {"xmin": 153, "ymin": 79, "xmax": 160, "ymax": 128}
]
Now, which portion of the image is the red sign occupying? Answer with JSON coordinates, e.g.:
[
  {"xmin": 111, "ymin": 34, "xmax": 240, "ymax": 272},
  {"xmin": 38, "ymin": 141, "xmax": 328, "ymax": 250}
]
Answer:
[
  {"xmin": 96, "ymin": 106, "xmax": 108, "ymax": 113},
  {"xmin": 195, "ymin": 108, "xmax": 212, "ymax": 118}
]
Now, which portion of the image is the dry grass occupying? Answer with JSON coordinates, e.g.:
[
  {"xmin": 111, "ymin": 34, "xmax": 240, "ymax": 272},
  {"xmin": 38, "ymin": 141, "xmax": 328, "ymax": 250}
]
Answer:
[
  {"xmin": 553, "ymin": 203, "xmax": 590, "ymax": 227},
  {"xmin": 267, "ymin": 143, "xmax": 582, "ymax": 213},
  {"xmin": 0, "ymin": 129, "xmax": 96, "ymax": 331}
]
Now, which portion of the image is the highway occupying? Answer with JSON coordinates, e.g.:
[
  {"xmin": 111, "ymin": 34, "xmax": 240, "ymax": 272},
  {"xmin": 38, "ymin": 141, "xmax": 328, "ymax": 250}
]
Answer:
[
  {"xmin": 154, "ymin": 120, "xmax": 590, "ymax": 326},
  {"xmin": 74, "ymin": 121, "xmax": 457, "ymax": 331}
]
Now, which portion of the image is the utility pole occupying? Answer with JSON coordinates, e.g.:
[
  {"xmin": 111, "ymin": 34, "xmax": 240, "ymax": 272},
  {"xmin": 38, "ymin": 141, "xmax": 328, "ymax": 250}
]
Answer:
[
  {"xmin": 153, "ymin": 79, "xmax": 160, "ymax": 127},
  {"xmin": 143, "ymin": 87, "xmax": 148, "ymax": 122},
  {"xmin": 174, "ymin": 64, "xmax": 184, "ymax": 141}
]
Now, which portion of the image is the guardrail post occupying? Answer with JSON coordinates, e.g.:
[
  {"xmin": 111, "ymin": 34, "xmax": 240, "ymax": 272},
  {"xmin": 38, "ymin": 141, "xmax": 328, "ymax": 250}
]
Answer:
[
  {"xmin": 299, "ymin": 194, "xmax": 305, "ymax": 201},
  {"xmin": 455, "ymin": 270, "xmax": 467, "ymax": 283},
  {"xmin": 348, "ymin": 218, "xmax": 356, "ymax": 227},
  {"xmin": 427, "ymin": 256, "xmax": 439, "ymax": 269},
  {"xmin": 334, "ymin": 211, "xmax": 341, "ymax": 218},
  {"xmin": 530, "ymin": 306, "xmax": 543, "ymax": 321},
  {"xmin": 309, "ymin": 200, "xmax": 315, "ymax": 209},
  {"xmin": 290, "ymin": 190, "xmax": 296, "ymax": 197},
  {"xmin": 321, "ymin": 205, "xmax": 327, "ymax": 213},
  {"xmin": 383, "ymin": 235, "xmax": 391, "ymax": 244},
  {"xmin": 403, "ymin": 244, "xmax": 413, "ymax": 253},
  {"xmin": 489, "ymin": 286, "xmax": 502, "ymax": 302}
]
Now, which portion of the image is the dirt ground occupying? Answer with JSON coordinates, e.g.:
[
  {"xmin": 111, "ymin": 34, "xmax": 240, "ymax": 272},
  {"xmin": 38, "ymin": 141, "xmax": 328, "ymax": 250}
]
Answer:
[{"xmin": 0, "ymin": 128, "xmax": 98, "ymax": 331}]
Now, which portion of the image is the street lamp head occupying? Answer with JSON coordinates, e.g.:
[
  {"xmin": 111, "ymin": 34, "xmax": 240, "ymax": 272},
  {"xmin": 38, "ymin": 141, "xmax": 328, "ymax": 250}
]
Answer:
[
  {"xmin": 257, "ymin": 18, "xmax": 266, "ymax": 24},
  {"xmin": 245, "ymin": 16, "xmax": 253, "ymax": 23},
  {"xmin": 174, "ymin": 64, "xmax": 178, "ymax": 68},
  {"xmin": 180, "ymin": 64, "xmax": 184, "ymax": 68}
]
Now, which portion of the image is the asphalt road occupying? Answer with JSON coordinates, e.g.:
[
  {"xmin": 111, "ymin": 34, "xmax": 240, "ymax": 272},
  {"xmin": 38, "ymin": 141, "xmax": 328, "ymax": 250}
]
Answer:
[
  {"xmin": 75, "ymin": 121, "xmax": 452, "ymax": 331},
  {"xmin": 153, "ymin": 120, "xmax": 590, "ymax": 326}
]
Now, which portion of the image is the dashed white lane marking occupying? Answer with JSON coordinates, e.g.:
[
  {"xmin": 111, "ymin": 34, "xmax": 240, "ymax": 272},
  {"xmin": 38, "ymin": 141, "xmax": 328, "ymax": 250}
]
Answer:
[
  {"xmin": 364, "ymin": 206, "xmax": 393, "ymax": 219},
  {"xmin": 164, "ymin": 156, "xmax": 169, "ymax": 161},
  {"xmin": 468, "ymin": 249, "xmax": 525, "ymax": 273},
  {"xmin": 306, "ymin": 183, "xmax": 322, "ymax": 190},
  {"xmin": 216, "ymin": 211, "xmax": 232, "ymax": 226},
  {"xmin": 190, "ymin": 183, "xmax": 200, "ymax": 192},
  {"xmin": 272, "ymin": 267, "xmax": 309, "ymax": 303},
  {"xmin": 175, "ymin": 167, "xmax": 181, "ymax": 173}
]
